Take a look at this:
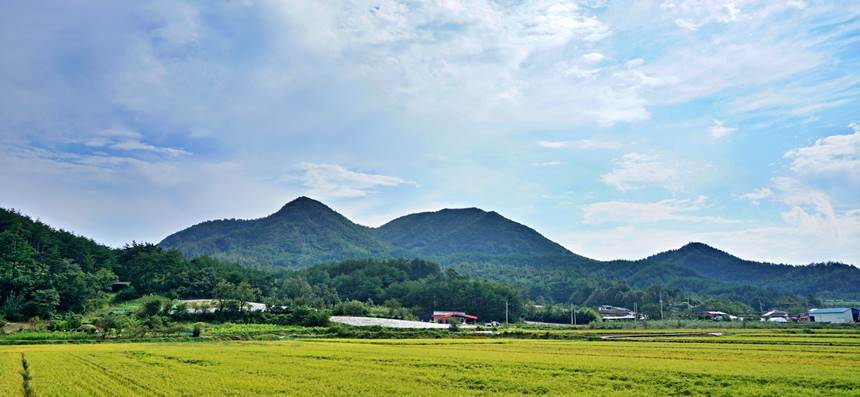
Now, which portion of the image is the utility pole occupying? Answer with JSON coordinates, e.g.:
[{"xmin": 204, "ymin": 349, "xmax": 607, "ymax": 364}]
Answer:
[
  {"xmin": 633, "ymin": 302, "xmax": 638, "ymax": 321},
  {"xmin": 505, "ymin": 300, "xmax": 509, "ymax": 325}
]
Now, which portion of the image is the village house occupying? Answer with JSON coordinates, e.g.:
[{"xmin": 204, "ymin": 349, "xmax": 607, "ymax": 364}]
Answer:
[{"xmin": 431, "ymin": 311, "xmax": 478, "ymax": 325}]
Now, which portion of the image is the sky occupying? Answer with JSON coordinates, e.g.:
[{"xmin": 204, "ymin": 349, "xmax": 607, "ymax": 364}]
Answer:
[{"xmin": 1, "ymin": 1, "xmax": 859, "ymax": 265}]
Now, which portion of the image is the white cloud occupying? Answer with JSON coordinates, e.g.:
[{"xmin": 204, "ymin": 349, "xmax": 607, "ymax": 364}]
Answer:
[
  {"xmin": 625, "ymin": 58, "xmax": 645, "ymax": 68},
  {"xmin": 71, "ymin": 129, "xmax": 190, "ymax": 157},
  {"xmin": 298, "ymin": 162, "xmax": 412, "ymax": 199},
  {"xmin": 537, "ymin": 140, "xmax": 569, "ymax": 149},
  {"xmin": 532, "ymin": 161, "xmax": 565, "ymax": 167},
  {"xmin": 582, "ymin": 196, "xmax": 738, "ymax": 224},
  {"xmin": 725, "ymin": 76, "xmax": 860, "ymax": 118},
  {"xmin": 739, "ymin": 187, "xmax": 772, "ymax": 204},
  {"xmin": 109, "ymin": 140, "xmax": 191, "ymax": 157},
  {"xmin": 582, "ymin": 52, "xmax": 605, "ymax": 63},
  {"xmin": 709, "ymin": 119, "xmax": 737, "ymax": 138},
  {"xmin": 537, "ymin": 139, "xmax": 621, "ymax": 150},
  {"xmin": 784, "ymin": 123, "xmax": 860, "ymax": 182},
  {"xmin": 601, "ymin": 153, "xmax": 684, "ymax": 192},
  {"xmin": 665, "ymin": 0, "xmax": 741, "ymax": 31},
  {"xmin": 260, "ymin": 1, "xmax": 654, "ymax": 128},
  {"xmin": 727, "ymin": 125, "xmax": 860, "ymax": 264}
]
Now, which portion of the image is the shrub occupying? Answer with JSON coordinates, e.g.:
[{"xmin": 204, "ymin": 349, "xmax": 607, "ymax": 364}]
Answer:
[
  {"xmin": 137, "ymin": 295, "xmax": 167, "ymax": 318},
  {"xmin": 332, "ymin": 300, "xmax": 369, "ymax": 316},
  {"xmin": 192, "ymin": 322, "xmax": 206, "ymax": 337},
  {"xmin": 114, "ymin": 286, "xmax": 140, "ymax": 301},
  {"xmin": 448, "ymin": 318, "xmax": 461, "ymax": 332}
]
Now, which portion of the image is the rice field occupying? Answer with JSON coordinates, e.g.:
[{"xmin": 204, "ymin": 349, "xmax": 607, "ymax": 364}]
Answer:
[{"xmin": 2, "ymin": 330, "xmax": 859, "ymax": 396}]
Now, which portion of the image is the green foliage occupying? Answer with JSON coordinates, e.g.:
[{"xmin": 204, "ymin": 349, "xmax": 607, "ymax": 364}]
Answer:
[
  {"xmin": 191, "ymin": 322, "xmax": 206, "ymax": 337},
  {"xmin": 159, "ymin": 197, "xmax": 392, "ymax": 268},
  {"xmin": 2, "ymin": 204, "xmax": 856, "ymax": 331},
  {"xmin": 0, "ymin": 209, "xmax": 116, "ymax": 321},
  {"xmin": 332, "ymin": 300, "xmax": 370, "ymax": 316},
  {"xmin": 647, "ymin": 242, "xmax": 860, "ymax": 299},
  {"xmin": 375, "ymin": 207, "xmax": 574, "ymax": 260},
  {"xmin": 447, "ymin": 317, "xmax": 460, "ymax": 332}
]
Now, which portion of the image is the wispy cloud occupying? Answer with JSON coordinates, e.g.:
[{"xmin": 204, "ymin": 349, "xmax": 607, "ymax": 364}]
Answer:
[
  {"xmin": 70, "ymin": 128, "xmax": 191, "ymax": 157},
  {"xmin": 601, "ymin": 153, "xmax": 685, "ymax": 192},
  {"xmin": 709, "ymin": 119, "xmax": 737, "ymax": 139},
  {"xmin": 537, "ymin": 139, "xmax": 621, "ymax": 150},
  {"xmin": 582, "ymin": 196, "xmax": 738, "ymax": 225},
  {"xmin": 298, "ymin": 163, "xmax": 412, "ymax": 199},
  {"xmin": 739, "ymin": 187, "xmax": 773, "ymax": 205}
]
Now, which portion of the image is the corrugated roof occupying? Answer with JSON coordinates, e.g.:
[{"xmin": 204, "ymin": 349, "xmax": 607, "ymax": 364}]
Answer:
[{"xmin": 808, "ymin": 308, "xmax": 850, "ymax": 314}]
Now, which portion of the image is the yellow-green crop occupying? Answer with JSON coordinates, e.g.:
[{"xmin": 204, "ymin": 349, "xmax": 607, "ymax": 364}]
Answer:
[{"xmin": 2, "ymin": 330, "xmax": 859, "ymax": 396}]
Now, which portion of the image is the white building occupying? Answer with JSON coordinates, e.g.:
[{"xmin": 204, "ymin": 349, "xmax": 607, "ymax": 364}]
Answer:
[{"xmin": 808, "ymin": 308, "xmax": 856, "ymax": 324}]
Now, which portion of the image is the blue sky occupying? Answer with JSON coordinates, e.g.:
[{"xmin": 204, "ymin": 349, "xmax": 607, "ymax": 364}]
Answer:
[{"xmin": 1, "ymin": 1, "xmax": 858, "ymax": 265}]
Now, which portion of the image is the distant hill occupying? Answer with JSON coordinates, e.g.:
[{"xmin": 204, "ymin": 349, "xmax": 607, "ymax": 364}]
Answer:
[
  {"xmin": 644, "ymin": 242, "xmax": 860, "ymax": 299},
  {"xmin": 159, "ymin": 197, "xmax": 392, "ymax": 268},
  {"xmin": 158, "ymin": 197, "xmax": 859, "ymax": 300},
  {"xmin": 160, "ymin": 198, "xmax": 580, "ymax": 268},
  {"xmin": 374, "ymin": 208, "xmax": 576, "ymax": 263}
]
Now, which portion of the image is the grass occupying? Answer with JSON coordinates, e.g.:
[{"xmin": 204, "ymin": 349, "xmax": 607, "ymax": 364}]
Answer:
[
  {"xmin": 0, "ymin": 331, "xmax": 98, "ymax": 343},
  {"xmin": 1, "ymin": 328, "xmax": 858, "ymax": 396},
  {"xmin": 203, "ymin": 323, "xmax": 328, "ymax": 338}
]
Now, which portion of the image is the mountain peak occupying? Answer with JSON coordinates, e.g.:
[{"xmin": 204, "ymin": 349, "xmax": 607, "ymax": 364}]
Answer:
[
  {"xmin": 679, "ymin": 242, "xmax": 717, "ymax": 252},
  {"xmin": 274, "ymin": 196, "xmax": 330, "ymax": 215},
  {"xmin": 160, "ymin": 196, "xmax": 389, "ymax": 268},
  {"xmin": 284, "ymin": 196, "xmax": 324, "ymax": 207}
]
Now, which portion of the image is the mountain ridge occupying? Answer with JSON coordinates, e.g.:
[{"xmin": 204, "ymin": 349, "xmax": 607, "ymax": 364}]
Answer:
[{"xmin": 157, "ymin": 197, "xmax": 859, "ymax": 300}]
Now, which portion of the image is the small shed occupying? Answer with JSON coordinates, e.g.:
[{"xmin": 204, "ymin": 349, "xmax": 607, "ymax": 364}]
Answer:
[
  {"xmin": 431, "ymin": 311, "xmax": 478, "ymax": 325},
  {"xmin": 808, "ymin": 308, "xmax": 857, "ymax": 324}
]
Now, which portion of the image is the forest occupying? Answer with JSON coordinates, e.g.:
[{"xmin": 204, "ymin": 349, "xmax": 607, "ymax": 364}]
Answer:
[{"xmin": 0, "ymin": 208, "xmax": 824, "ymax": 327}]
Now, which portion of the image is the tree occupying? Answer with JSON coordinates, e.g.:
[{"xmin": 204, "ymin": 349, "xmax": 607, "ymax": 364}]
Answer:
[
  {"xmin": 213, "ymin": 280, "xmax": 236, "ymax": 312},
  {"xmin": 137, "ymin": 296, "xmax": 166, "ymax": 318},
  {"xmin": 29, "ymin": 289, "xmax": 60, "ymax": 319},
  {"xmin": 93, "ymin": 315, "xmax": 123, "ymax": 340},
  {"xmin": 234, "ymin": 281, "xmax": 259, "ymax": 312}
]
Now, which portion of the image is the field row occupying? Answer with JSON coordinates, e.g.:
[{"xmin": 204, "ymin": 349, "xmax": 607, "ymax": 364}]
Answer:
[{"xmin": 1, "ymin": 335, "xmax": 859, "ymax": 396}]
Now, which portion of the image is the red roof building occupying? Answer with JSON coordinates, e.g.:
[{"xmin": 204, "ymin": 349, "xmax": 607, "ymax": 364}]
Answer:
[{"xmin": 432, "ymin": 311, "xmax": 478, "ymax": 325}]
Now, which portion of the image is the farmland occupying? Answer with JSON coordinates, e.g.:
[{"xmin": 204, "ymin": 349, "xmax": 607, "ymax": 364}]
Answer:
[{"xmin": 2, "ymin": 329, "xmax": 859, "ymax": 396}]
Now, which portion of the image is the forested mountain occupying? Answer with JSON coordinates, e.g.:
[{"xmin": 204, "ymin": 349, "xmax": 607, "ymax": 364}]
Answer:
[
  {"xmin": 160, "ymin": 197, "xmax": 392, "ymax": 268},
  {"xmin": 0, "ymin": 207, "xmax": 523, "ymax": 321},
  {"xmin": 158, "ymin": 197, "xmax": 859, "ymax": 302},
  {"xmin": 161, "ymin": 198, "xmax": 582, "ymax": 268},
  {"xmin": 3, "ymin": 198, "xmax": 855, "ymax": 325},
  {"xmin": 0, "ymin": 208, "xmax": 117, "ymax": 320},
  {"xmin": 645, "ymin": 242, "xmax": 860, "ymax": 299},
  {"xmin": 375, "ymin": 207, "xmax": 576, "ymax": 262}
]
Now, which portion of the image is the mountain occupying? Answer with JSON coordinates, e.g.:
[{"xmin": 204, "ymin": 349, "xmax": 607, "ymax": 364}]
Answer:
[
  {"xmin": 159, "ymin": 197, "xmax": 392, "ymax": 268},
  {"xmin": 158, "ymin": 197, "xmax": 859, "ymax": 301},
  {"xmin": 374, "ymin": 208, "xmax": 576, "ymax": 263},
  {"xmin": 645, "ymin": 242, "xmax": 860, "ymax": 299},
  {"xmin": 160, "ymin": 198, "xmax": 579, "ymax": 268}
]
